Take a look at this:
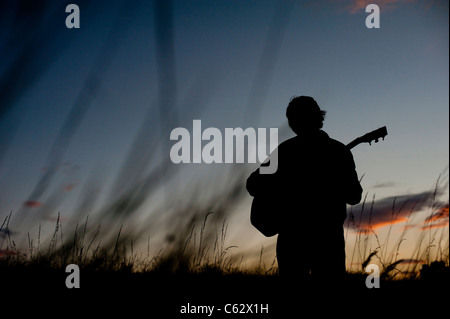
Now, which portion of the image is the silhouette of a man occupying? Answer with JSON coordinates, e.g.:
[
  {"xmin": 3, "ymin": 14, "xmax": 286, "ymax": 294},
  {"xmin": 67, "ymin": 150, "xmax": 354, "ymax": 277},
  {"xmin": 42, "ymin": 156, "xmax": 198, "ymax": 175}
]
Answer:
[{"xmin": 247, "ymin": 96, "xmax": 362, "ymax": 283}]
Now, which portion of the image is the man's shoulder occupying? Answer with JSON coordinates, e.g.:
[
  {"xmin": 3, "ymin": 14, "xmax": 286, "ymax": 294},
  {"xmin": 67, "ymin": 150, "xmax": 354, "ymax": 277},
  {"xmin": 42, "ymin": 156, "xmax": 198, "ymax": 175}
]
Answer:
[
  {"xmin": 278, "ymin": 131, "xmax": 347, "ymax": 149},
  {"xmin": 278, "ymin": 136, "xmax": 298, "ymax": 148}
]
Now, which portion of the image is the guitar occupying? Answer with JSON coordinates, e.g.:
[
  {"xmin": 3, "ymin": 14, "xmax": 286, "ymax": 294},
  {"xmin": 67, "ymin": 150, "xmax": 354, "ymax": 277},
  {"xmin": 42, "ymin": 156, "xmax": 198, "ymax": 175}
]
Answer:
[{"xmin": 250, "ymin": 126, "xmax": 388, "ymax": 237}]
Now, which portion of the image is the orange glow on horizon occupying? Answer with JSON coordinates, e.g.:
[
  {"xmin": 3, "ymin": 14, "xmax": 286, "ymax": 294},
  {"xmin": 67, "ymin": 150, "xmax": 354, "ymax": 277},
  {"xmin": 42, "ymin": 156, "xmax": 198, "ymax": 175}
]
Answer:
[
  {"xmin": 23, "ymin": 200, "xmax": 43, "ymax": 208},
  {"xmin": 371, "ymin": 217, "xmax": 409, "ymax": 229}
]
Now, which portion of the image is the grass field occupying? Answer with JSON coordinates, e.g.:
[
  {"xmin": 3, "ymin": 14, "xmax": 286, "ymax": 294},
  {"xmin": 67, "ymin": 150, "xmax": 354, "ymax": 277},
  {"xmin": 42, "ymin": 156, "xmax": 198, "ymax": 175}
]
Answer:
[
  {"xmin": 1, "ymin": 178, "xmax": 449, "ymax": 317},
  {"xmin": 1, "ymin": 196, "xmax": 448, "ymax": 281}
]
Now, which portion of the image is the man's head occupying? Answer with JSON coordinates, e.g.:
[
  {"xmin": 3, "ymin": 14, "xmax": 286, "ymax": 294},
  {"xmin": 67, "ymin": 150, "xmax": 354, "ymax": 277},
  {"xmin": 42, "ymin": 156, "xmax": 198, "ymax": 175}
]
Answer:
[{"xmin": 286, "ymin": 96, "xmax": 326, "ymax": 134}]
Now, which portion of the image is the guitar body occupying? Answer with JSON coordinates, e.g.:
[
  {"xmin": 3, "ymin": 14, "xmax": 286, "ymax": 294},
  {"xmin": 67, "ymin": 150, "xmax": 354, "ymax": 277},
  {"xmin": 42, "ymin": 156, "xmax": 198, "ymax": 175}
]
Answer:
[{"xmin": 250, "ymin": 195, "xmax": 279, "ymax": 237}]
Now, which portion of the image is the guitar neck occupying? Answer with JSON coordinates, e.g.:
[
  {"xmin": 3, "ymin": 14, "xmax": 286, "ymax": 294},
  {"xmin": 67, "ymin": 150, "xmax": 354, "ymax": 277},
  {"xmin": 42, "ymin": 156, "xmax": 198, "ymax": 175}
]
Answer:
[
  {"xmin": 346, "ymin": 138, "xmax": 362, "ymax": 150},
  {"xmin": 346, "ymin": 126, "xmax": 387, "ymax": 150}
]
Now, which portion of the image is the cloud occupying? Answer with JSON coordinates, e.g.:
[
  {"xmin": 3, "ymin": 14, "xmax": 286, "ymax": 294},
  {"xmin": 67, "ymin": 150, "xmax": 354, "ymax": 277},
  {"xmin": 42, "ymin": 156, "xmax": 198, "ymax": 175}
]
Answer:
[
  {"xmin": 420, "ymin": 220, "xmax": 449, "ymax": 230},
  {"xmin": 0, "ymin": 249, "xmax": 18, "ymax": 257},
  {"xmin": 347, "ymin": 191, "xmax": 435, "ymax": 232},
  {"xmin": 420, "ymin": 204, "xmax": 449, "ymax": 230},
  {"xmin": 372, "ymin": 181, "xmax": 397, "ymax": 189},
  {"xmin": 23, "ymin": 200, "xmax": 43, "ymax": 208},
  {"xmin": 425, "ymin": 204, "xmax": 449, "ymax": 223},
  {"xmin": 63, "ymin": 182, "xmax": 78, "ymax": 192},
  {"xmin": 338, "ymin": 0, "xmax": 416, "ymax": 14},
  {"xmin": 400, "ymin": 259, "xmax": 425, "ymax": 265},
  {"xmin": 402, "ymin": 204, "xmax": 449, "ymax": 231}
]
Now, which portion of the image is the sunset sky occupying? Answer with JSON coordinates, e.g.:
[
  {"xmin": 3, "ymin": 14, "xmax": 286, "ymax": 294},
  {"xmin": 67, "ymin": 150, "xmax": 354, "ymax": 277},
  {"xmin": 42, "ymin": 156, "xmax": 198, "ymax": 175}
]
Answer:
[{"xmin": 0, "ymin": 0, "xmax": 448, "ymax": 270}]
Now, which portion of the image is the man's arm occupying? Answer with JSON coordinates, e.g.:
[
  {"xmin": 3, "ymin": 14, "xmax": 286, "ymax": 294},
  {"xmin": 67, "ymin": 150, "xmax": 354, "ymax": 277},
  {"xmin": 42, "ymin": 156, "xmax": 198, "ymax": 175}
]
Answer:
[{"xmin": 246, "ymin": 146, "xmax": 280, "ymax": 197}]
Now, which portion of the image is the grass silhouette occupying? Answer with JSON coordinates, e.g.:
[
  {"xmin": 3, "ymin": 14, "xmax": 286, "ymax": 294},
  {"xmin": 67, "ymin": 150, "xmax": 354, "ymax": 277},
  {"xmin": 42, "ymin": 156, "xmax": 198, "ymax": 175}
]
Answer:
[
  {"xmin": 1, "ymin": 186, "xmax": 448, "ymax": 283},
  {"xmin": 1, "ymin": 181, "xmax": 448, "ymax": 317}
]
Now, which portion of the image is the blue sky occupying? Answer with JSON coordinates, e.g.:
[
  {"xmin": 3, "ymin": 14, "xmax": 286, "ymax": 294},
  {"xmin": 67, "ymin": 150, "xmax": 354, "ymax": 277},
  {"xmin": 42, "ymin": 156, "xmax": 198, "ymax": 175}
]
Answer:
[{"xmin": 0, "ymin": 0, "xmax": 448, "ymax": 268}]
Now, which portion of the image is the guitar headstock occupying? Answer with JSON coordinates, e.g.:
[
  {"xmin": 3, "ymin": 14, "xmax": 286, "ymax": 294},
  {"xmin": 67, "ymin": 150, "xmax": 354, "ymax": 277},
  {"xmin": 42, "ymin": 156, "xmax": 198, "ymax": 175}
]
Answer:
[{"xmin": 360, "ymin": 126, "xmax": 388, "ymax": 145}]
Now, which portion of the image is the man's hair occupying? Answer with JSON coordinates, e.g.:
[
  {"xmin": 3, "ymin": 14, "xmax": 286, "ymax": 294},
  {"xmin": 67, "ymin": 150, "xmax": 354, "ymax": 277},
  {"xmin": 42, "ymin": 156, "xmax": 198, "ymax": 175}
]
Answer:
[{"xmin": 286, "ymin": 96, "xmax": 326, "ymax": 133}]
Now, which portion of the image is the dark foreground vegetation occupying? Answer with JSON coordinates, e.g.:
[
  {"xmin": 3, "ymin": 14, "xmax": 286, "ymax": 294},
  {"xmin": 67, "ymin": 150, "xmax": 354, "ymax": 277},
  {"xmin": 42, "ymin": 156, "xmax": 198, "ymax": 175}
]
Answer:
[
  {"xmin": 1, "ymin": 255, "xmax": 448, "ymax": 318},
  {"xmin": 1, "ymin": 181, "xmax": 448, "ymax": 317}
]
